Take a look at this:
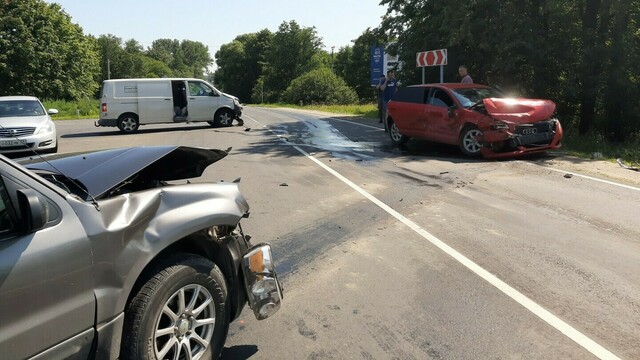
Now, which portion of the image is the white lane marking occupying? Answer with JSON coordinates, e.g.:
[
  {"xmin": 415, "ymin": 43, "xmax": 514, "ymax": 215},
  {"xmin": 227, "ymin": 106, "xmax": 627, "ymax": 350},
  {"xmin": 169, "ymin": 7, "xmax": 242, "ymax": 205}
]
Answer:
[
  {"xmin": 293, "ymin": 146, "xmax": 620, "ymax": 360},
  {"xmin": 541, "ymin": 165, "xmax": 640, "ymax": 193},
  {"xmin": 245, "ymin": 112, "xmax": 621, "ymax": 360},
  {"xmin": 326, "ymin": 117, "xmax": 383, "ymax": 131}
]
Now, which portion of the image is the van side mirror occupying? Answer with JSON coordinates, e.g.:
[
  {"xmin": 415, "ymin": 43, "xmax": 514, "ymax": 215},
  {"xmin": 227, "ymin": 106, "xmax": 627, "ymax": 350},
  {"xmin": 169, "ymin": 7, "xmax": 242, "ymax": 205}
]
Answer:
[{"xmin": 16, "ymin": 189, "xmax": 47, "ymax": 232}]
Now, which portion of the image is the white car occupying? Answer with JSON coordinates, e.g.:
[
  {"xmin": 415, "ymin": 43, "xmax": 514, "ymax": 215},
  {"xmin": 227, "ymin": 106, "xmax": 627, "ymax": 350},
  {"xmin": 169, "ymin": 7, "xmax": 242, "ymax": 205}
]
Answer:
[{"xmin": 0, "ymin": 96, "xmax": 58, "ymax": 153}]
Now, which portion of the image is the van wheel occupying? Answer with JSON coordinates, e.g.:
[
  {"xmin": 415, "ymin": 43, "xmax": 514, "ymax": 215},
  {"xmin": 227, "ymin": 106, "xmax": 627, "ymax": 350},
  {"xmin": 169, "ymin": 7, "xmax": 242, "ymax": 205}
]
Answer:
[
  {"xmin": 118, "ymin": 114, "xmax": 139, "ymax": 134},
  {"xmin": 212, "ymin": 109, "xmax": 233, "ymax": 127}
]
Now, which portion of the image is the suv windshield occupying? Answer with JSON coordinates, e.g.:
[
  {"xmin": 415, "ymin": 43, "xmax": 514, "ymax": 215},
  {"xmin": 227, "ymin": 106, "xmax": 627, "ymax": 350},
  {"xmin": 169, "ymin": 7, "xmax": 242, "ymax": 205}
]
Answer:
[{"xmin": 452, "ymin": 87, "xmax": 504, "ymax": 108}]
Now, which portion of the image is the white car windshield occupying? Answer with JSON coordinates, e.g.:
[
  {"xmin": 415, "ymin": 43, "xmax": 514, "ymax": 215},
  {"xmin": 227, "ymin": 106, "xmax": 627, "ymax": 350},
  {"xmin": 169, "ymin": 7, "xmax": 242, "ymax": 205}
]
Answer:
[{"xmin": 0, "ymin": 100, "xmax": 46, "ymax": 117}]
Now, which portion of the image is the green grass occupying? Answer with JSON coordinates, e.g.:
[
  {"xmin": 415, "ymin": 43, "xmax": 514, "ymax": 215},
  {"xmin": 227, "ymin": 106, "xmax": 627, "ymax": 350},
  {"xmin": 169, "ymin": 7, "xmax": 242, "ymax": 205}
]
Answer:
[
  {"xmin": 42, "ymin": 98, "xmax": 100, "ymax": 120},
  {"xmin": 561, "ymin": 131, "xmax": 640, "ymax": 165},
  {"xmin": 253, "ymin": 103, "xmax": 378, "ymax": 119}
]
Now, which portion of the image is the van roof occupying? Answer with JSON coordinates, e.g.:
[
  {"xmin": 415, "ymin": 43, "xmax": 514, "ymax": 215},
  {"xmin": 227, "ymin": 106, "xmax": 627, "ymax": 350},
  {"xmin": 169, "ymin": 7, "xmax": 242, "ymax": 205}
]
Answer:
[{"xmin": 103, "ymin": 78, "xmax": 207, "ymax": 82}]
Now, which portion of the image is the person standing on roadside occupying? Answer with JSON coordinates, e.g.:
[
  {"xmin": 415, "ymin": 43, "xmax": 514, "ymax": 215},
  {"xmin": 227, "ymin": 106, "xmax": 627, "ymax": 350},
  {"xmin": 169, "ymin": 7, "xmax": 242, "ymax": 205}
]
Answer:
[
  {"xmin": 459, "ymin": 65, "xmax": 473, "ymax": 84},
  {"xmin": 380, "ymin": 69, "xmax": 398, "ymax": 132},
  {"xmin": 375, "ymin": 74, "xmax": 386, "ymax": 123}
]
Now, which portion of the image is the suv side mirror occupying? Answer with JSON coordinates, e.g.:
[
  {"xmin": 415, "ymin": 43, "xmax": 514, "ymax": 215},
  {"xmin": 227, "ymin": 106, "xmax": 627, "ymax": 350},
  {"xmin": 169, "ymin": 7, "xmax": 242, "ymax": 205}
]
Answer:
[{"xmin": 16, "ymin": 189, "xmax": 47, "ymax": 232}]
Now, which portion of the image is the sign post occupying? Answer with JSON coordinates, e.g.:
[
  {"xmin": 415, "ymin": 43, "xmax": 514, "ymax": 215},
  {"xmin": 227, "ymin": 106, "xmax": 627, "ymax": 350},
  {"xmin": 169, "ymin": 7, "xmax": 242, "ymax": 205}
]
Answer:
[{"xmin": 416, "ymin": 49, "xmax": 447, "ymax": 83}]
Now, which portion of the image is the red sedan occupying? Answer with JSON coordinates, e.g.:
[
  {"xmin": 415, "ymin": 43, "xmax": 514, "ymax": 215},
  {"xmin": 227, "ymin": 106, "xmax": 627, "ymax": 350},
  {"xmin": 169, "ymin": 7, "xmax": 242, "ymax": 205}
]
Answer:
[{"xmin": 385, "ymin": 83, "xmax": 563, "ymax": 159}]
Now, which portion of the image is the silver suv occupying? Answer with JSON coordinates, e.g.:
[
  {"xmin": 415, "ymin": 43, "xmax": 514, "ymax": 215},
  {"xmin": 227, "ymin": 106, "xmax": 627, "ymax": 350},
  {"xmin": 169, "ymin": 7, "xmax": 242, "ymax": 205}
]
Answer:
[{"xmin": 0, "ymin": 146, "xmax": 282, "ymax": 359}]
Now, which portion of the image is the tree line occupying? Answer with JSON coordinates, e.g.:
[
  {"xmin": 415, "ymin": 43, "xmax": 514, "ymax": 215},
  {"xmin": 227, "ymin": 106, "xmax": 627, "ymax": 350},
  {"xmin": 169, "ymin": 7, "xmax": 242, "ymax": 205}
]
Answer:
[
  {"xmin": 378, "ymin": 0, "xmax": 640, "ymax": 141},
  {"xmin": 0, "ymin": 0, "xmax": 213, "ymax": 100},
  {"xmin": 2, "ymin": 0, "xmax": 639, "ymax": 142}
]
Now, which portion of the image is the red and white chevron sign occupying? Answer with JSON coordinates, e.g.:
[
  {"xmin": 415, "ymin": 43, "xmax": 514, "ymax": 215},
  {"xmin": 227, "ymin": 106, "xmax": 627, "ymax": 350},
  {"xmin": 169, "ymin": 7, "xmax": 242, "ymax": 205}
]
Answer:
[{"xmin": 416, "ymin": 49, "xmax": 447, "ymax": 67}]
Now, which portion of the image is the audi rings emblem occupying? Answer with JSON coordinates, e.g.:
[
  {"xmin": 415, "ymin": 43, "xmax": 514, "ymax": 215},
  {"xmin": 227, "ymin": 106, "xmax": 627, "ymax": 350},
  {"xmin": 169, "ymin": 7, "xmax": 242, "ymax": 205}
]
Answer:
[{"xmin": 522, "ymin": 128, "xmax": 538, "ymax": 135}]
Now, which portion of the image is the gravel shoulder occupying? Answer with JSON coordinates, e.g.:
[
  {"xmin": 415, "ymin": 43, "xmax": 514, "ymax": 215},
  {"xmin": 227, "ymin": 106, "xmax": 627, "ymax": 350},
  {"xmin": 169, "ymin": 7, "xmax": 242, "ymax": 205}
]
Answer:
[{"xmin": 536, "ymin": 153, "xmax": 640, "ymax": 187}]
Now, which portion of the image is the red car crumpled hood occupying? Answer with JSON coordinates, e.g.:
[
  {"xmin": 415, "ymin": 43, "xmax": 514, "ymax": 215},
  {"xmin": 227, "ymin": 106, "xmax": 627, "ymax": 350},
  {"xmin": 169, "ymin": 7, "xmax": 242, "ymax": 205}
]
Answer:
[{"xmin": 483, "ymin": 98, "xmax": 556, "ymax": 123}]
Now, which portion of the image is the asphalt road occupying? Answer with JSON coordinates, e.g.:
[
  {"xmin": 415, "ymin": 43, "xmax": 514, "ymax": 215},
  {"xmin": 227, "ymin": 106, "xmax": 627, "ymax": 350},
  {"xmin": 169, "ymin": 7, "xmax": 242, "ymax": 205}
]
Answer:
[{"xmin": 49, "ymin": 108, "xmax": 640, "ymax": 360}]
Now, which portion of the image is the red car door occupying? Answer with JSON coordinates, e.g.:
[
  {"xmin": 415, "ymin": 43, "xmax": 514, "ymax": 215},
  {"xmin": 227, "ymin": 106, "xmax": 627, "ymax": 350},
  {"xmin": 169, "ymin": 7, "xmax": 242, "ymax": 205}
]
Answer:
[
  {"xmin": 425, "ymin": 88, "xmax": 459, "ymax": 144},
  {"xmin": 387, "ymin": 87, "xmax": 428, "ymax": 137}
]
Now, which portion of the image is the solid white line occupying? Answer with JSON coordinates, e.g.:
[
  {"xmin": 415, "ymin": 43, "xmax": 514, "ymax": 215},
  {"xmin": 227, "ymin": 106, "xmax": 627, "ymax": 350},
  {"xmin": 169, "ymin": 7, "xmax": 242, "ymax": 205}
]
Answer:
[
  {"xmin": 542, "ymin": 165, "xmax": 640, "ymax": 192},
  {"xmin": 325, "ymin": 117, "xmax": 384, "ymax": 131},
  {"xmin": 244, "ymin": 113, "xmax": 620, "ymax": 360}
]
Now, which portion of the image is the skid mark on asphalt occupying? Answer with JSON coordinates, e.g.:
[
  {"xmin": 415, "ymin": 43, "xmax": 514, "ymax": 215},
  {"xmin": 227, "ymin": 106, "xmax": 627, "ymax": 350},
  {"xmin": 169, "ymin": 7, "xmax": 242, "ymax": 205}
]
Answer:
[{"xmin": 297, "ymin": 319, "xmax": 317, "ymax": 341}]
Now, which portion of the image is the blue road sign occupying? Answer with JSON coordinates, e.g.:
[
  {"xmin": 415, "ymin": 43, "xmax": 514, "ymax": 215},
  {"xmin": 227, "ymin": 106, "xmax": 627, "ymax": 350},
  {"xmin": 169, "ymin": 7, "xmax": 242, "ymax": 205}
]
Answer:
[{"xmin": 370, "ymin": 46, "xmax": 384, "ymax": 86}]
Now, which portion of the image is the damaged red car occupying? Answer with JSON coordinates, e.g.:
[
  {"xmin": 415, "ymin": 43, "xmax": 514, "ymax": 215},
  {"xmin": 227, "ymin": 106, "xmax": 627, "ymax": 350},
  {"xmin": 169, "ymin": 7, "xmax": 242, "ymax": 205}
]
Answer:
[{"xmin": 385, "ymin": 83, "xmax": 563, "ymax": 158}]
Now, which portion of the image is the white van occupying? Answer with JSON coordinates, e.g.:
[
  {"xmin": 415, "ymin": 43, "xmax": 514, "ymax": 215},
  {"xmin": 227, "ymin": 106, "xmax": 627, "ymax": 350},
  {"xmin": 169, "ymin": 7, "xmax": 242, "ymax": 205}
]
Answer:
[{"xmin": 97, "ymin": 78, "xmax": 243, "ymax": 133}]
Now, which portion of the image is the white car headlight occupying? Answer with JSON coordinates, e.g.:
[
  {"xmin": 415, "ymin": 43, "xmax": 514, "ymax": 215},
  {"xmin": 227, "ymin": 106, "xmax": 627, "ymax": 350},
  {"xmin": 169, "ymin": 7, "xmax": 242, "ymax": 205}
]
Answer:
[{"xmin": 36, "ymin": 120, "xmax": 55, "ymax": 135}]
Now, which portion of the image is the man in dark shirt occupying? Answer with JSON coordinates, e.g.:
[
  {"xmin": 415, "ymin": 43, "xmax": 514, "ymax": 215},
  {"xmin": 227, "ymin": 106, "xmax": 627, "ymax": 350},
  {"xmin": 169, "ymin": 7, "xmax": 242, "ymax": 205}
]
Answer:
[
  {"xmin": 375, "ymin": 75, "xmax": 386, "ymax": 123},
  {"xmin": 380, "ymin": 70, "xmax": 398, "ymax": 132}
]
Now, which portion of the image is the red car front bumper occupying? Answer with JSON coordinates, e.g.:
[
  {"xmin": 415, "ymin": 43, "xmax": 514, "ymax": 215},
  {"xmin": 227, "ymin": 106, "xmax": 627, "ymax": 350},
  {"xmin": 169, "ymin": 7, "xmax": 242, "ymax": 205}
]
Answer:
[{"xmin": 478, "ymin": 120, "xmax": 564, "ymax": 159}]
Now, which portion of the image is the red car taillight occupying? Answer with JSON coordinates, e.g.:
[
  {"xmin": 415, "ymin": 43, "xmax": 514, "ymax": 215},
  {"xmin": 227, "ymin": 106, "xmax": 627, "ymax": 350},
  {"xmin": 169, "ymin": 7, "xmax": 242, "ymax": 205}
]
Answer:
[{"xmin": 101, "ymin": 103, "xmax": 107, "ymax": 112}]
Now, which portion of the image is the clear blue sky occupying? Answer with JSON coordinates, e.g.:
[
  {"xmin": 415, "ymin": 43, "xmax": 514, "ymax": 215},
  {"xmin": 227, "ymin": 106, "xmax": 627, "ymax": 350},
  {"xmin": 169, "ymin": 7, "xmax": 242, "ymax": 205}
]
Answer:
[{"xmin": 47, "ymin": 0, "xmax": 387, "ymax": 63}]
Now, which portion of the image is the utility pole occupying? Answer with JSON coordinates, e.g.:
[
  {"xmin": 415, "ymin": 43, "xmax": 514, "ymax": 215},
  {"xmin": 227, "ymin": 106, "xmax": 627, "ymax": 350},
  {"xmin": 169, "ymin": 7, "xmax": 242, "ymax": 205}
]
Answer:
[
  {"xmin": 107, "ymin": 58, "xmax": 111, "ymax": 80},
  {"xmin": 331, "ymin": 46, "xmax": 335, "ymax": 71}
]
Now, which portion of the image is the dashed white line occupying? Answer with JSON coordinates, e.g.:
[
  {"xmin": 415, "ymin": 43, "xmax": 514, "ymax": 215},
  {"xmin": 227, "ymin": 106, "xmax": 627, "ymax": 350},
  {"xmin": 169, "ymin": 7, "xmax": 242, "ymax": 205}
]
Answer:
[{"xmin": 245, "ymin": 112, "xmax": 621, "ymax": 360}]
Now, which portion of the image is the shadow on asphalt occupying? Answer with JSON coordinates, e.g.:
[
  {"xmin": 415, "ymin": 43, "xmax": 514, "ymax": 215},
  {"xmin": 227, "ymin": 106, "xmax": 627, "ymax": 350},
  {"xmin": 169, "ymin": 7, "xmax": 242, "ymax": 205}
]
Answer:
[
  {"xmin": 60, "ymin": 124, "xmax": 238, "ymax": 138},
  {"xmin": 221, "ymin": 344, "xmax": 259, "ymax": 359}
]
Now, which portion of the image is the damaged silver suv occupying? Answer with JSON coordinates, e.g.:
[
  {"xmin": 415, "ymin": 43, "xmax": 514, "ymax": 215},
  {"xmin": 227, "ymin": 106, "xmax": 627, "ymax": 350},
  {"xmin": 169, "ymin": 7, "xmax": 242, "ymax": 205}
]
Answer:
[{"xmin": 0, "ymin": 146, "xmax": 282, "ymax": 359}]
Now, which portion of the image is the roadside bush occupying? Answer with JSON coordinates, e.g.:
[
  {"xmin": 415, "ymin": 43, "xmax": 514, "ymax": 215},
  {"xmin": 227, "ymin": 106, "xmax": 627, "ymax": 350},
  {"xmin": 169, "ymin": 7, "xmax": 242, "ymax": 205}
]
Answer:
[
  {"xmin": 43, "ymin": 98, "xmax": 99, "ymax": 119},
  {"xmin": 282, "ymin": 68, "xmax": 358, "ymax": 105}
]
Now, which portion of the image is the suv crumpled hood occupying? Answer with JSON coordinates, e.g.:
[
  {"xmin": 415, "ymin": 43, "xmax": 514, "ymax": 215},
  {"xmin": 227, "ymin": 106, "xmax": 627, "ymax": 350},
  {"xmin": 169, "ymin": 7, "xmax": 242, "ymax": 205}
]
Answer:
[
  {"xmin": 22, "ymin": 145, "xmax": 228, "ymax": 199},
  {"xmin": 482, "ymin": 98, "xmax": 556, "ymax": 122}
]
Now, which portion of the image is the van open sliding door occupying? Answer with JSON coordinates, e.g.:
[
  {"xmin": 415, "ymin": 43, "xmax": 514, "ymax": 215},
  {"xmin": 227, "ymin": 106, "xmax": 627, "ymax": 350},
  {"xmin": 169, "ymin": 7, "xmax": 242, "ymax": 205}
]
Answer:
[{"xmin": 138, "ymin": 80, "xmax": 173, "ymax": 123}]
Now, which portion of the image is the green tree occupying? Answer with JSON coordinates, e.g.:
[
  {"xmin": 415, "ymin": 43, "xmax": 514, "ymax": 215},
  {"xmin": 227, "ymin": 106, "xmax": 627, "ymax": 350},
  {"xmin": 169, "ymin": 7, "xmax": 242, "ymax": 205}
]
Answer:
[
  {"xmin": 379, "ymin": 0, "xmax": 640, "ymax": 140},
  {"xmin": 96, "ymin": 35, "xmax": 128, "ymax": 79},
  {"xmin": 0, "ymin": 0, "xmax": 99, "ymax": 99},
  {"xmin": 95, "ymin": 34, "xmax": 174, "ymax": 83},
  {"xmin": 214, "ymin": 30, "xmax": 273, "ymax": 102},
  {"xmin": 124, "ymin": 39, "xmax": 144, "ymax": 54},
  {"xmin": 262, "ymin": 21, "xmax": 324, "ymax": 102},
  {"xmin": 333, "ymin": 28, "xmax": 389, "ymax": 102},
  {"xmin": 179, "ymin": 40, "xmax": 213, "ymax": 78},
  {"xmin": 282, "ymin": 67, "xmax": 358, "ymax": 105},
  {"xmin": 147, "ymin": 39, "xmax": 212, "ymax": 78}
]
